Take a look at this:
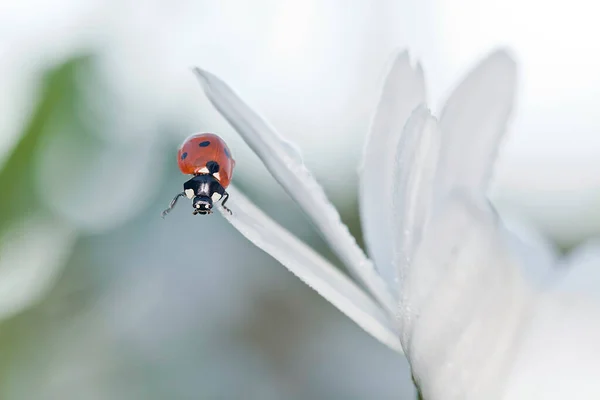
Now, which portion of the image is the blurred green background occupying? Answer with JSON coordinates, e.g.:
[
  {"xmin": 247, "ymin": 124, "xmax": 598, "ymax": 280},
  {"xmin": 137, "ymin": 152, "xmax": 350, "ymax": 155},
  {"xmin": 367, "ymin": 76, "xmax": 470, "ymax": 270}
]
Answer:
[
  {"xmin": 2, "ymin": 1, "xmax": 600, "ymax": 399},
  {"xmin": 0, "ymin": 55, "xmax": 414, "ymax": 399}
]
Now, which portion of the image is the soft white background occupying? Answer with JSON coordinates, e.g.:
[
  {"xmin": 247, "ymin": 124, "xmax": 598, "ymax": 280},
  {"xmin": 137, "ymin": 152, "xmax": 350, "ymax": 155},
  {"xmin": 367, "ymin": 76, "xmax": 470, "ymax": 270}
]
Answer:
[{"xmin": 2, "ymin": 0, "xmax": 599, "ymax": 245}]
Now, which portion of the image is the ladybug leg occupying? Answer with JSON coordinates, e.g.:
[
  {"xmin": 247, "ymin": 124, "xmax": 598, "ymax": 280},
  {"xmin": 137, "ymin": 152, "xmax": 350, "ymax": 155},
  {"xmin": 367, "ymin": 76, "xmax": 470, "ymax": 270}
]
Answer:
[
  {"xmin": 220, "ymin": 191, "xmax": 232, "ymax": 215},
  {"xmin": 161, "ymin": 192, "xmax": 185, "ymax": 218}
]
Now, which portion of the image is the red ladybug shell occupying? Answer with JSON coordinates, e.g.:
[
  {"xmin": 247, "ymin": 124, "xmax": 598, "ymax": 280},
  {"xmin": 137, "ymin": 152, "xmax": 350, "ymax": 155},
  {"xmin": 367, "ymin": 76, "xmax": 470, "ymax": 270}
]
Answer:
[{"xmin": 177, "ymin": 133, "xmax": 235, "ymax": 188}]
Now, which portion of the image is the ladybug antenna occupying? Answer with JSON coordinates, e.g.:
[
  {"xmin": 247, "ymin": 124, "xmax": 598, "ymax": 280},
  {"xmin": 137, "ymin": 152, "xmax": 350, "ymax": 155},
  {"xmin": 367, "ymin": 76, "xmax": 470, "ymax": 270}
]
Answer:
[{"xmin": 162, "ymin": 192, "xmax": 186, "ymax": 218}]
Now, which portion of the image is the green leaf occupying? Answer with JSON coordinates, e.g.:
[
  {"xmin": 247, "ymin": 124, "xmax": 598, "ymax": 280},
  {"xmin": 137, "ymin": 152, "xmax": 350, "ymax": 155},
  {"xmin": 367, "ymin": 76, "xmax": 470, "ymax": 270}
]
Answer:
[{"xmin": 0, "ymin": 56, "xmax": 92, "ymax": 230}]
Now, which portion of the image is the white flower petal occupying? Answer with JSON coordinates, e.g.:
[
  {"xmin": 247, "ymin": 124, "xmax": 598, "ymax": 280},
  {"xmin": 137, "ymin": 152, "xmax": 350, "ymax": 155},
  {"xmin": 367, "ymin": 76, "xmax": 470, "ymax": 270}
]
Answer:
[
  {"xmin": 437, "ymin": 50, "xmax": 516, "ymax": 197},
  {"xmin": 505, "ymin": 292, "xmax": 600, "ymax": 400},
  {"xmin": 504, "ymin": 243, "xmax": 600, "ymax": 399},
  {"xmin": 359, "ymin": 52, "xmax": 426, "ymax": 292},
  {"xmin": 406, "ymin": 191, "xmax": 533, "ymax": 400},
  {"xmin": 501, "ymin": 215, "xmax": 560, "ymax": 287},
  {"xmin": 195, "ymin": 68, "xmax": 396, "ymax": 314},
  {"xmin": 392, "ymin": 106, "xmax": 441, "ymax": 298},
  {"xmin": 217, "ymin": 185, "xmax": 403, "ymax": 353}
]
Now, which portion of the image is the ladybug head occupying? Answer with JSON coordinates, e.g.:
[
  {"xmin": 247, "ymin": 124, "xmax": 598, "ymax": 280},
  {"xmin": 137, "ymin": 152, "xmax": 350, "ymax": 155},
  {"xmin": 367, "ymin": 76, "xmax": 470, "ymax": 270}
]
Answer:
[
  {"xmin": 162, "ymin": 174, "xmax": 230, "ymax": 218},
  {"xmin": 192, "ymin": 195, "xmax": 213, "ymax": 215}
]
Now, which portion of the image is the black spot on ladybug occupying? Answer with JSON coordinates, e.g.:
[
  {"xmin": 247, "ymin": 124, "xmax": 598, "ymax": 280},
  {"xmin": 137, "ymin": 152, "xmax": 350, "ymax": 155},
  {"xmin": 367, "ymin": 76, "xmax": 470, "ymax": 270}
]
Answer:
[
  {"xmin": 181, "ymin": 152, "xmax": 188, "ymax": 160},
  {"xmin": 224, "ymin": 147, "xmax": 230, "ymax": 158},
  {"xmin": 206, "ymin": 161, "xmax": 220, "ymax": 174},
  {"xmin": 199, "ymin": 141, "xmax": 210, "ymax": 147}
]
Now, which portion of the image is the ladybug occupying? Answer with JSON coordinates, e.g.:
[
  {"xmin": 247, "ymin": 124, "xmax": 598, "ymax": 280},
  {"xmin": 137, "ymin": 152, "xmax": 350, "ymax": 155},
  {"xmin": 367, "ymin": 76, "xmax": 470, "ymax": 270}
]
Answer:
[{"xmin": 162, "ymin": 133, "xmax": 235, "ymax": 217}]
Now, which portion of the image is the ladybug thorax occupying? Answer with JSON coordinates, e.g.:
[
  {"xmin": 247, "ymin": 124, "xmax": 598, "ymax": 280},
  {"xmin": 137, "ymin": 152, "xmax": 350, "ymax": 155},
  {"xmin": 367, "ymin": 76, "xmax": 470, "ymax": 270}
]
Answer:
[{"xmin": 183, "ymin": 174, "xmax": 225, "ymax": 203}]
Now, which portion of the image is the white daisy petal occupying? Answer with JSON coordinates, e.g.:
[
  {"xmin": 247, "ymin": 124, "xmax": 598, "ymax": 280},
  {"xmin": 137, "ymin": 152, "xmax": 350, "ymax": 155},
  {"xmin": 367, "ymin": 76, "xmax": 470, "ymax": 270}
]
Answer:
[
  {"xmin": 502, "ymin": 240, "xmax": 600, "ymax": 399},
  {"xmin": 437, "ymin": 50, "xmax": 516, "ymax": 197},
  {"xmin": 218, "ymin": 185, "xmax": 403, "ymax": 353},
  {"xmin": 407, "ymin": 191, "xmax": 533, "ymax": 399},
  {"xmin": 195, "ymin": 68, "xmax": 396, "ymax": 315},
  {"xmin": 392, "ymin": 106, "xmax": 441, "ymax": 293},
  {"xmin": 359, "ymin": 52, "xmax": 426, "ymax": 292},
  {"xmin": 501, "ymin": 215, "xmax": 560, "ymax": 287}
]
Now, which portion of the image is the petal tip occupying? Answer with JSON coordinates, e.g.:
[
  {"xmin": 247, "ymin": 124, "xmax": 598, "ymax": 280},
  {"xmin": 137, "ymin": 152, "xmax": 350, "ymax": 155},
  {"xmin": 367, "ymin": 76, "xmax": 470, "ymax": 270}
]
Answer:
[
  {"xmin": 481, "ymin": 48, "xmax": 518, "ymax": 78},
  {"xmin": 388, "ymin": 49, "xmax": 423, "ymax": 75},
  {"xmin": 191, "ymin": 66, "xmax": 204, "ymax": 78},
  {"xmin": 411, "ymin": 103, "xmax": 433, "ymax": 119},
  {"xmin": 192, "ymin": 66, "xmax": 213, "ymax": 89},
  {"xmin": 488, "ymin": 47, "xmax": 517, "ymax": 62},
  {"xmin": 393, "ymin": 49, "xmax": 410, "ymax": 63}
]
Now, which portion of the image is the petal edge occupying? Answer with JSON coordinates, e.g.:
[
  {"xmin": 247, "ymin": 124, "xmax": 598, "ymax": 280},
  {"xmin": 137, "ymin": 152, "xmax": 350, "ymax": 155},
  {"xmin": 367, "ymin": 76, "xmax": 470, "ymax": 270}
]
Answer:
[
  {"xmin": 219, "ymin": 185, "xmax": 403, "ymax": 353},
  {"xmin": 360, "ymin": 51, "xmax": 426, "ymax": 293},
  {"xmin": 437, "ymin": 49, "xmax": 517, "ymax": 197},
  {"xmin": 195, "ymin": 68, "xmax": 396, "ymax": 314}
]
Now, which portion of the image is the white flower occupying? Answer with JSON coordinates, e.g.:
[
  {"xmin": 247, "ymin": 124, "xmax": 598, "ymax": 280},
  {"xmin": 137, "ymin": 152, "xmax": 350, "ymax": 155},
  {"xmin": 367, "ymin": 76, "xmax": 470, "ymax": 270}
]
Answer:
[{"xmin": 194, "ymin": 49, "xmax": 600, "ymax": 399}]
